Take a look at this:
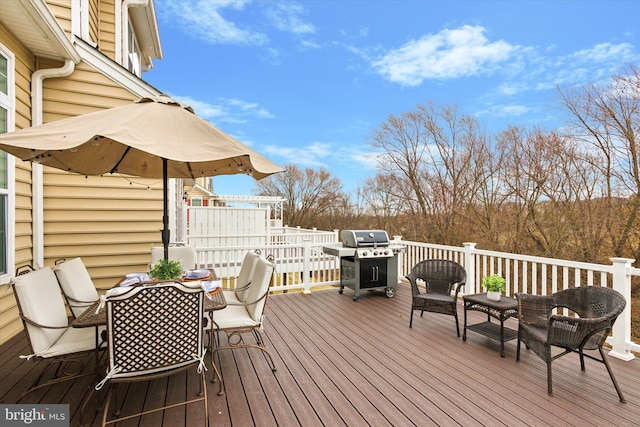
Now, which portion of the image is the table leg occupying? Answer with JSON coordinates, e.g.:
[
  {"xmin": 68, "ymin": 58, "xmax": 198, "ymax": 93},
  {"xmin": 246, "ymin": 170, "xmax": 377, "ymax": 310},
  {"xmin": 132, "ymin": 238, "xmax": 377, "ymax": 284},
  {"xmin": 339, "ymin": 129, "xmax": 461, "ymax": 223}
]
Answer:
[
  {"xmin": 499, "ymin": 315, "xmax": 506, "ymax": 357},
  {"xmin": 462, "ymin": 303, "xmax": 468, "ymax": 341}
]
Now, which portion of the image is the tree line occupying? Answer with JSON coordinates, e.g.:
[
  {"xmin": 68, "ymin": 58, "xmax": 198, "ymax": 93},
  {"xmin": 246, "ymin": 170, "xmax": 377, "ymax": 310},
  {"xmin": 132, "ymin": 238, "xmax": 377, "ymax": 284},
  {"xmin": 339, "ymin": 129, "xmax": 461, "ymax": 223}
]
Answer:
[{"xmin": 256, "ymin": 65, "xmax": 640, "ymax": 266}]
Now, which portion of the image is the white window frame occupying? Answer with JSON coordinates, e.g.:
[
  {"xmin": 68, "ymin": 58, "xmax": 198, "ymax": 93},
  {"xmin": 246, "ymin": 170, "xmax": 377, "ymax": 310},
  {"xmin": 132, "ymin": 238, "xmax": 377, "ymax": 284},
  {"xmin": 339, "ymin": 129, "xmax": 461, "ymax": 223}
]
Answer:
[
  {"xmin": 127, "ymin": 20, "xmax": 142, "ymax": 77},
  {"xmin": 0, "ymin": 42, "xmax": 15, "ymax": 280}
]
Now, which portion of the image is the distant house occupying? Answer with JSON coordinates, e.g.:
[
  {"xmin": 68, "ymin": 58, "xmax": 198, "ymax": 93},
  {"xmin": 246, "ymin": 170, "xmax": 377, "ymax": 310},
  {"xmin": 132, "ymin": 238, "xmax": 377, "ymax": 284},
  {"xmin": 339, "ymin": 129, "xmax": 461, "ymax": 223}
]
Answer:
[{"xmin": 0, "ymin": 0, "xmax": 169, "ymax": 344}]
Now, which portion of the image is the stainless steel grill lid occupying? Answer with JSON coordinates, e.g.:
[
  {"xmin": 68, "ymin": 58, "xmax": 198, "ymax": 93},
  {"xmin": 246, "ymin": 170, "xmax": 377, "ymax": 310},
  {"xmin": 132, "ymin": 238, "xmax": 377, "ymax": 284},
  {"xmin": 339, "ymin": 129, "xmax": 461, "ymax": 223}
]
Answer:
[{"xmin": 340, "ymin": 230, "xmax": 390, "ymax": 247}]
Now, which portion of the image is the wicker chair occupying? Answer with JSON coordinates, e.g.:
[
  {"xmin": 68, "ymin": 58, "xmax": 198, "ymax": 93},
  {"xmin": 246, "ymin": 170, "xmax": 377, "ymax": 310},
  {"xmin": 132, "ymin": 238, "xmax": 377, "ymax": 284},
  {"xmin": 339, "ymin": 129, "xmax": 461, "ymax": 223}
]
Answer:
[
  {"xmin": 406, "ymin": 259, "xmax": 467, "ymax": 336},
  {"xmin": 96, "ymin": 282, "xmax": 209, "ymax": 426},
  {"xmin": 210, "ymin": 254, "xmax": 277, "ymax": 394},
  {"xmin": 515, "ymin": 286, "xmax": 626, "ymax": 402},
  {"xmin": 11, "ymin": 266, "xmax": 104, "ymax": 401},
  {"xmin": 54, "ymin": 257, "xmax": 100, "ymax": 319}
]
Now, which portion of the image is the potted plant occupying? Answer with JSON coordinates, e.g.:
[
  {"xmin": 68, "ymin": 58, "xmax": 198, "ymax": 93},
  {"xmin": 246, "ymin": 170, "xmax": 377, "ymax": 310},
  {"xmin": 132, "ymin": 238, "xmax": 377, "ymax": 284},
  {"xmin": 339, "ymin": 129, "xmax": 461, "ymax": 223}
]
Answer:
[
  {"xmin": 482, "ymin": 274, "xmax": 506, "ymax": 301},
  {"xmin": 149, "ymin": 258, "xmax": 184, "ymax": 280}
]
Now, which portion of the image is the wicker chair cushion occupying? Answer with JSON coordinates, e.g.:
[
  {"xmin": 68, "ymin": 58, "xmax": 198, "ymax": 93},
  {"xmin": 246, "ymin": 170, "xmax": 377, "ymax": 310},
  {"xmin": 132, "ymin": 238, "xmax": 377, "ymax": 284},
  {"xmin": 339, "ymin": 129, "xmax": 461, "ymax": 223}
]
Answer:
[
  {"xmin": 235, "ymin": 251, "xmax": 260, "ymax": 303},
  {"xmin": 13, "ymin": 268, "xmax": 69, "ymax": 354},
  {"xmin": 150, "ymin": 245, "xmax": 197, "ymax": 269},
  {"xmin": 54, "ymin": 257, "xmax": 99, "ymax": 318}
]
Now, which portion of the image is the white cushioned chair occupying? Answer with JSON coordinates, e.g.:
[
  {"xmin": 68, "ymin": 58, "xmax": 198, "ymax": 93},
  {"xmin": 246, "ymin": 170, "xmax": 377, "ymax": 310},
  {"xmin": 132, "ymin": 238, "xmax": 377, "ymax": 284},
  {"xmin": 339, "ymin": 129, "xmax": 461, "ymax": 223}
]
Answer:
[
  {"xmin": 54, "ymin": 257, "xmax": 100, "ymax": 318},
  {"xmin": 150, "ymin": 245, "xmax": 197, "ymax": 269},
  {"xmin": 209, "ymin": 254, "xmax": 277, "ymax": 394},
  {"xmin": 222, "ymin": 250, "xmax": 261, "ymax": 305},
  {"xmin": 11, "ymin": 266, "xmax": 104, "ymax": 401}
]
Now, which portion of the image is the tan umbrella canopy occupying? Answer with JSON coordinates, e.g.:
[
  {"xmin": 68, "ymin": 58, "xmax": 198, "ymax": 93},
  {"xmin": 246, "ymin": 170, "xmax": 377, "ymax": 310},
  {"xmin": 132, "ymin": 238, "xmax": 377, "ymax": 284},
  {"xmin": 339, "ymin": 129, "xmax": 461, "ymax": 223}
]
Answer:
[{"xmin": 0, "ymin": 95, "xmax": 283, "ymax": 259}]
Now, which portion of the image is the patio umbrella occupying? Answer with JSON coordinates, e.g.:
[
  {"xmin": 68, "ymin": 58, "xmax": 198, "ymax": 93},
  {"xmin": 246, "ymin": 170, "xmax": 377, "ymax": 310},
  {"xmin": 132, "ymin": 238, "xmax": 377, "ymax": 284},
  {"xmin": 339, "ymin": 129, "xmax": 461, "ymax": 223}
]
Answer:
[{"xmin": 0, "ymin": 95, "xmax": 283, "ymax": 260}]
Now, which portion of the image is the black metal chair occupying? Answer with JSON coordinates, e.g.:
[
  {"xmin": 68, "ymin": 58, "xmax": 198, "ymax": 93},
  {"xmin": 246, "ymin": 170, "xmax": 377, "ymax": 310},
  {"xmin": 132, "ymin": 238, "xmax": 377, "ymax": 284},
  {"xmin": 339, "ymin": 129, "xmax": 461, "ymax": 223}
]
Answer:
[
  {"xmin": 515, "ymin": 286, "xmax": 626, "ymax": 402},
  {"xmin": 405, "ymin": 259, "xmax": 467, "ymax": 336}
]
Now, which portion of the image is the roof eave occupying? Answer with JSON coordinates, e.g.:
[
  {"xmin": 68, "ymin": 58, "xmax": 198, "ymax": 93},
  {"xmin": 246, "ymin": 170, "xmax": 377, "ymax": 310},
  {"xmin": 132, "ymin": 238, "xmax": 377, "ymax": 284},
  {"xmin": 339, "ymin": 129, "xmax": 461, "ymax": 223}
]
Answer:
[{"xmin": 0, "ymin": 0, "xmax": 81, "ymax": 63}]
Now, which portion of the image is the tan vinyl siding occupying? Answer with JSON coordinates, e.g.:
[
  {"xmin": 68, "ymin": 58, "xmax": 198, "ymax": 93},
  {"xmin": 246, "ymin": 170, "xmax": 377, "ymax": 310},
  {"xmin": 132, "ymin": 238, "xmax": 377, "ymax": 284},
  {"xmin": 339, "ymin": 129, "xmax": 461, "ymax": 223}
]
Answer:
[
  {"xmin": 45, "ymin": 1, "xmax": 72, "ymax": 37},
  {"xmin": 0, "ymin": 25, "xmax": 34, "ymax": 344},
  {"xmin": 40, "ymin": 66, "xmax": 163, "ymax": 290},
  {"xmin": 89, "ymin": 0, "xmax": 99, "ymax": 44},
  {"xmin": 99, "ymin": 0, "xmax": 116, "ymax": 61}
]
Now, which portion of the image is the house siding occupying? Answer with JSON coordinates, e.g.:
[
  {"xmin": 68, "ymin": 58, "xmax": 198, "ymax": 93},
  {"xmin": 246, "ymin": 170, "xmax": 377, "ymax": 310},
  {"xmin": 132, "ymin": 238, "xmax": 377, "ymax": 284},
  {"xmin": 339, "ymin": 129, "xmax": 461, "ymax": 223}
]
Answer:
[
  {"xmin": 0, "ymin": 1, "xmax": 164, "ymax": 345},
  {"xmin": 38, "ymin": 63, "xmax": 163, "ymax": 290},
  {"xmin": 0, "ymin": 24, "xmax": 34, "ymax": 343},
  {"xmin": 89, "ymin": 0, "xmax": 99, "ymax": 44},
  {"xmin": 99, "ymin": 0, "xmax": 117, "ymax": 61},
  {"xmin": 46, "ymin": 0, "xmax": 72, "ymax": 36}
]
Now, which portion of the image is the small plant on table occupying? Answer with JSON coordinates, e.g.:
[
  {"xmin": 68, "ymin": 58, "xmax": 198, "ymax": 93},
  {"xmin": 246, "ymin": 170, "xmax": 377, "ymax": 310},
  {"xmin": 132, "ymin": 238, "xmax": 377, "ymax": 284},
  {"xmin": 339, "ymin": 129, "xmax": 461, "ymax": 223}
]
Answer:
[{"xmin": 150, "ymin": 259, "xmax": 184, "ymax": 280}]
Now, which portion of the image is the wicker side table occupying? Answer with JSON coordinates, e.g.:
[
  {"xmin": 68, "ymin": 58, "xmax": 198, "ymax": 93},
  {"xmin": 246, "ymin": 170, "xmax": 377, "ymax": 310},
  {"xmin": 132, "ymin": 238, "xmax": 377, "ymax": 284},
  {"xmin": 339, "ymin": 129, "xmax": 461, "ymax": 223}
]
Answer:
[{"xmin": 462, "ymin": 293, "xmax": 518, "ymax": 357}]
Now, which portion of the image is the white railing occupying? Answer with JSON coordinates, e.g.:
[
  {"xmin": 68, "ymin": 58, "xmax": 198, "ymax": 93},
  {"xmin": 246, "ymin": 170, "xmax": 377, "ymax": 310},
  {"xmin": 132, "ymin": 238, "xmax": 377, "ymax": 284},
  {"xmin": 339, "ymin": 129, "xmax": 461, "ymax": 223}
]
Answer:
[{"xmin": 195, "ymin": 237, "xmax": 638, "ymax": 361}]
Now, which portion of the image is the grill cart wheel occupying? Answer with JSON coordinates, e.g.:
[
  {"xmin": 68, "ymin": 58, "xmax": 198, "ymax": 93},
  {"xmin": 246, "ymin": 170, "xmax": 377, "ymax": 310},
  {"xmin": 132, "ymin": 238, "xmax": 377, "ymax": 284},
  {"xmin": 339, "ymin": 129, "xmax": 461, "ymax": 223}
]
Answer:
[{"xmin": 385, "ymin": 287, "xmax": 395, "ymax": 298}]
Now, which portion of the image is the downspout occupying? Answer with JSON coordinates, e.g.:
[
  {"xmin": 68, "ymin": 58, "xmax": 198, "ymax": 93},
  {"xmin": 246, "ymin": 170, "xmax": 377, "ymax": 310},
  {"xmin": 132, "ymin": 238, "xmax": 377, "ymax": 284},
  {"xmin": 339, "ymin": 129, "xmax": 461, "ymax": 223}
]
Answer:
[{"xmin": 31, "ymin": 59, "xmax": 75, "ymax": 267}]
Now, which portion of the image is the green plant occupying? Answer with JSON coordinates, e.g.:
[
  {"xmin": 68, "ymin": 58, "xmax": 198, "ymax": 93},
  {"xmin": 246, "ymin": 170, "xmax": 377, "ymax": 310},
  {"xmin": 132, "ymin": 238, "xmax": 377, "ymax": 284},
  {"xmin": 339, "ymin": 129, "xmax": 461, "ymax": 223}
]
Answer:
[
  {"xmin": 482, "ymin": 274, "xmax": 506, "ymax": 292},
  {"xmin": 149, "ymin": 258, "xmax": 184, "ymax": 280}
]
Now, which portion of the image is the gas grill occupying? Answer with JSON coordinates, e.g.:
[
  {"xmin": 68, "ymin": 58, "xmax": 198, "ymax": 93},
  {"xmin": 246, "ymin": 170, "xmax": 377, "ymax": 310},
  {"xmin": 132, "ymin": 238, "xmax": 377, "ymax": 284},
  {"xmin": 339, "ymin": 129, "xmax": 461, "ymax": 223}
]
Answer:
[{"xmin": 322, "ymin": 230, "xmax": 404, "ymax": 301}]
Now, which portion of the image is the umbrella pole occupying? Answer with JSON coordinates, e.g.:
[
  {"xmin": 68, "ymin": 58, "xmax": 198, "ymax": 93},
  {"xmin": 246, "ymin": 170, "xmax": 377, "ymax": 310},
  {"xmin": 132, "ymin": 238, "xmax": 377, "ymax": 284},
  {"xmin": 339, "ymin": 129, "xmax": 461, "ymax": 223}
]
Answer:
[{"xmin": 162, "ymin": 158, "xmax": 170, "ymax": 261}]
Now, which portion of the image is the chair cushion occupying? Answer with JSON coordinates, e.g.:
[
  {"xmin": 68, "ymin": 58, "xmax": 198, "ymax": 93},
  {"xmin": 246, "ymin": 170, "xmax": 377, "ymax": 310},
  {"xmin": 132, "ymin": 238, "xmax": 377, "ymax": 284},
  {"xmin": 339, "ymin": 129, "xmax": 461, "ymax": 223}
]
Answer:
[
  {"xmin": 13, "ymin": 268, "xmax": 70, "ymax": 354},
  {"xmin": 211, "ymin": 305, "xmax": 259, "ymax": 330},
  {"xmin": 235, "ymin": 251, "xmax": 260, "ymax": 303},
  {"xmin": 38, "ymin": 326, "xmax": 101, "ymax": 358},
  {"xmin": 151, "ymin": 246, "xmax": 197, "ymax": 269},
  {"xmin": 245, "ymin": 257, "xmax": 274, "ymax": 322},
  {"xmin": 416, "ymin": 293, "xmax": 455, "ymax": 303},
  {"xmin": 54, "ymin": 257, "xmax": 99, "ymax": 318},
  {"xmin": 222, "ymin": 289, "xmax": 242, "ymax": 304},
  {"xmin": 520, "ymin": 323, "xmax": 548, "ymax": 345}
]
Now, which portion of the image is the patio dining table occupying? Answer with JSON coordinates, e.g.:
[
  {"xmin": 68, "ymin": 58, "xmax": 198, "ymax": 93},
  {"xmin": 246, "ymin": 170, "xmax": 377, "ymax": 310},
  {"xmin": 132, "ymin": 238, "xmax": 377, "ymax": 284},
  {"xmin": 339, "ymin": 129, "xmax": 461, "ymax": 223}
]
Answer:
[
  {"xmin": 71, "ymin": 286, "xmax": 227, "ymax": 328},
  {"xmin": 71, "ymin": 271, "xmax": 227, "ymax": 385}
]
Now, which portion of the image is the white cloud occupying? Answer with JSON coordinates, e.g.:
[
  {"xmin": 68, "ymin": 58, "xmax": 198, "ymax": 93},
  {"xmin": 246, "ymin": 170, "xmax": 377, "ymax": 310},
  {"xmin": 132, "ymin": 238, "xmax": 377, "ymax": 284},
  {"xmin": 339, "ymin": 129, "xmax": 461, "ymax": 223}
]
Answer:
[
  {"xmin": 158, "ymin": 0, "xmax": 316, "ymax": 47},
  {"xmin": 372, "ymin": 25, "xmax": 516, "ymax": 86},
  {"xmin": 263, "ymin": 142, "xmax": 331, "ymax": 167},
  {"xmin": 169, "ymin": 94, "xmax": 274, "ymax": 124},
  {"xmin": 265, "ymin": 2, "xmax": 315, "ymax": 34},
  {"xmin": 160, "ymin": 0, "xmax": 268, "ymax": 45}
]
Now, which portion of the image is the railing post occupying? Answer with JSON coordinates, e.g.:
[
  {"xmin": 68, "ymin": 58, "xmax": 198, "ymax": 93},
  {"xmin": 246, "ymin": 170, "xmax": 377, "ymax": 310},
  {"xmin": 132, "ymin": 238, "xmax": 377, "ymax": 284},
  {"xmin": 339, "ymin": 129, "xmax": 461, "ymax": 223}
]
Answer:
[
  {"xmin": 608, "ymin": 257, "xmax": 635, "ymax": 361},
  {"xmin": 393, "ymin": 235, "xmax": 404, "ymax": 282},
  {"xmin": 302, "ymin": 238, "xmax": 312, "ymax": 295},
  {"xmin": 463, "ymin": 242, "xmax": 477, "ymax": 295}
]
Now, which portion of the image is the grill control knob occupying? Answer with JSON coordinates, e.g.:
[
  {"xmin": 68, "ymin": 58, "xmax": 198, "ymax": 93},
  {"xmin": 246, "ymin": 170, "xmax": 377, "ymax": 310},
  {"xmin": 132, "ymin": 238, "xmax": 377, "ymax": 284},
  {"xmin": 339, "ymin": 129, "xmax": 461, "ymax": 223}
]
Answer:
[
  {"xmin": 373, "ymin": 251, "xmax": 378, "ymax": 256},
  {"xmin": 362, "ymin": 251, "xmax": 368, "ymax": 257}
]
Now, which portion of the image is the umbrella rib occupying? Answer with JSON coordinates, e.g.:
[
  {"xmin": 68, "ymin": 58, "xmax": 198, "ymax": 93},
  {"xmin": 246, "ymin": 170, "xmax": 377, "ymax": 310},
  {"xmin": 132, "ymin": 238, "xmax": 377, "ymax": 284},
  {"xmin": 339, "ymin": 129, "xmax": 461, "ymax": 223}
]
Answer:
[{"xmin": 110, "ymin": 146, "xmax": 131, "ymax": 174}]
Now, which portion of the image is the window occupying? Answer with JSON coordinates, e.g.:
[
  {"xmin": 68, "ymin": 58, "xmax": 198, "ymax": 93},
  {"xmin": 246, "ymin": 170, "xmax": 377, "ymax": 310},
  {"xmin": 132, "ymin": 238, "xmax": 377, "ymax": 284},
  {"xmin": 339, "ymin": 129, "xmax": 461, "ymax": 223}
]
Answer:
[
  {"xmin": 191, "ymin": 198, "xmax": 203, "ymax": 207},
  {"xmin": 127, "ymin": 21, "xmax": 141, "ymax": 77},
  {"xmin": 0, "ymin": 46, "xmax": 14, "ymax": 277}
]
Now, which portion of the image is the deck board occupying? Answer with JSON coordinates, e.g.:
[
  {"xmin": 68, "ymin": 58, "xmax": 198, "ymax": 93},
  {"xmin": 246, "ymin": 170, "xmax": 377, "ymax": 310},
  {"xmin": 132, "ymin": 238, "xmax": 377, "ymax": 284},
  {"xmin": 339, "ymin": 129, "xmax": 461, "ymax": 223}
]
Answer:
[{"xmin": 1, "ymin": 283, "xmax": 639, "ymax": 426}]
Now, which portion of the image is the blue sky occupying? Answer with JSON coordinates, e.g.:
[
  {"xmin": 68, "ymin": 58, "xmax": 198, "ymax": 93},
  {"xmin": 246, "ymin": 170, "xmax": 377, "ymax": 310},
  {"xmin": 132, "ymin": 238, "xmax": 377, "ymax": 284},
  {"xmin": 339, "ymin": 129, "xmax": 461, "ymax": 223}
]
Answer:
[{"xmin": 146, "ymin": 0, "xmax": 640, "ymax": 196}]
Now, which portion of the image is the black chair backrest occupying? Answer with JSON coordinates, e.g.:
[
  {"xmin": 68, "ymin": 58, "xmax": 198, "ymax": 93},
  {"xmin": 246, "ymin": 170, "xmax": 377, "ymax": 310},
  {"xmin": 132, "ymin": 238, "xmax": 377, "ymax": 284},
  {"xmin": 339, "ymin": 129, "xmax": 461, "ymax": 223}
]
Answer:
[{"xmin": 406, "ymin": 259, "xmax": 466, "ymax": 296}]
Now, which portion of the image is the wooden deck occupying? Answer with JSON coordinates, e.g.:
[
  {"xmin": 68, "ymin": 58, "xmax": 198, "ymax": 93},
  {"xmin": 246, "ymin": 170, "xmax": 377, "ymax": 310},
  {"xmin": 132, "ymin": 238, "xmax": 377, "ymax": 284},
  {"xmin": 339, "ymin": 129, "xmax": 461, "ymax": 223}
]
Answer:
[{"xmin": 1, "ymin": 283, "xmax": 639, "ymax": 426}]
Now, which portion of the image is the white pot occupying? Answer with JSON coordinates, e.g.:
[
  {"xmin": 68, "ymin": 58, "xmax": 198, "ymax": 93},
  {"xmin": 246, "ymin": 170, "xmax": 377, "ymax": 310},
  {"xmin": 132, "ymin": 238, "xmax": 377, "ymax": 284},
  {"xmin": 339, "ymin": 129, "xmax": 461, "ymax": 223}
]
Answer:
[{"xmin": 486, "ymin": 291, "xmax": 501, "ymax": 301}]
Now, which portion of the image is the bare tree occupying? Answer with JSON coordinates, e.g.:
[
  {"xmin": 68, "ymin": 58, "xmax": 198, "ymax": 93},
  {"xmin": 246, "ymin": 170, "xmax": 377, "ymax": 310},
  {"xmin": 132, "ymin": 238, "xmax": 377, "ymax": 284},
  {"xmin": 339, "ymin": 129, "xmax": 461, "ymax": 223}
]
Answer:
[
  {"xmin": 254, "ymin": 164, "xmax": 346, "ymax": 229},
  {"xmin": 558, "ymin": 65, "xmax": 640, "ymax": 257},
  {"xmin": 370, "ymin": 102, "xmax": 488, "ymax": 244}
]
